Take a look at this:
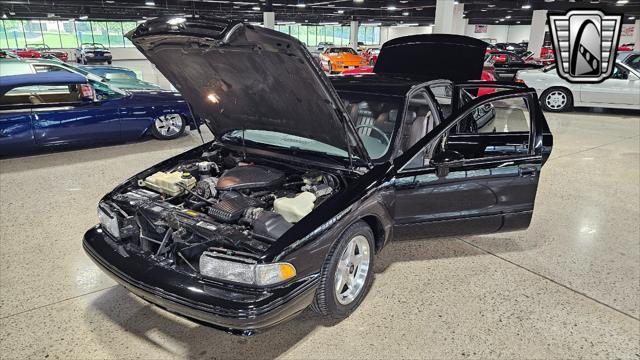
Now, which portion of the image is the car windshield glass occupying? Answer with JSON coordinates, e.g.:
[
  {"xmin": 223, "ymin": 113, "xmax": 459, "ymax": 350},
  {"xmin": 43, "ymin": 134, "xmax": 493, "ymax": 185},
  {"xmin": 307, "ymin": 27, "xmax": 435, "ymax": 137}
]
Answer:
[
  {"xmin": 221, "ymin": 130, "xmax": 352, "ymax": 160},
  {"xmin": 340, "ymin": 92, "xmax": 402, "ymax": 160},
  {"xmin": 85, "ymin": 44, "xmax": 106, "ymax": 50},
  {"xmin": 329, "ymin": 47, "xmax": 357, "ymax": 55},
  {"xmin": 626, "ymin": 55, "xmax": 640, "ymax": 71}
]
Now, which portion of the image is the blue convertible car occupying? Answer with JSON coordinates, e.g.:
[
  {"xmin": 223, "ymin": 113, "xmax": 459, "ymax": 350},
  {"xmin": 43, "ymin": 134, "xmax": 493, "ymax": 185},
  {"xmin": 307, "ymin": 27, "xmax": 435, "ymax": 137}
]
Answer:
[{"xmin": 0, "ymin": 72, "xmax": 194, "ymax": 155}]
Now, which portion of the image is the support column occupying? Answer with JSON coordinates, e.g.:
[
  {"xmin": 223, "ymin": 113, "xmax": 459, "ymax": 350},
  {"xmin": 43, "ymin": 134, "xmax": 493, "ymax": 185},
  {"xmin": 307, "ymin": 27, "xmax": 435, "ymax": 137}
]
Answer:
[
  {"xmin": 633, "ymin": 19, "xmax": 640, "ymax": 52},
  {"xmin": 350, "ymin": 20, "xmax": 359, "ymax": 49},
  {"xmin": 452, "ymin": 3, "xmax": 465, "ymax": 35},
  {"xmin": 527, "ymin": 10, "xmax": 548, "ymax": 57},
  {"xmin": 263, "ymin": 0, "xmax": 274, "ymax": 29},
  {"xmin": 433, "ymin": 0, "xmax": 455, "ymax": 34}
]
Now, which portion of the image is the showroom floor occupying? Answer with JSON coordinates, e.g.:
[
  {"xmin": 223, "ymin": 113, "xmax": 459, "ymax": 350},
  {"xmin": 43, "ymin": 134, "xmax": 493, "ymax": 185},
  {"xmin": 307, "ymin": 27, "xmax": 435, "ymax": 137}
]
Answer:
[{"xmin": 1, "ymin": 109, "xmax": 638, "ymax": 359}]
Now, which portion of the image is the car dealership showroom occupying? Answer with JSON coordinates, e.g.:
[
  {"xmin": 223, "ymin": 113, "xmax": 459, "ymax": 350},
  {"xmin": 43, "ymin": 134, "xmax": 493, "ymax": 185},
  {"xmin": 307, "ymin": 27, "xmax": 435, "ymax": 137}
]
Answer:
[{"xmin": 0, "ymin": 0, "xmax": 639, "ymax": 358}]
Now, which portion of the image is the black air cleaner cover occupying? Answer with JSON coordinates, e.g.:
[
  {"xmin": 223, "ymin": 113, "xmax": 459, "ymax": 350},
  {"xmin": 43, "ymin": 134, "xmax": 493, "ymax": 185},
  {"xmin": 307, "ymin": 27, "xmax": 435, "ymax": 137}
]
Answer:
[{"xmin": 216, "ymin": 165, "xmax": 285, "ymax": 191}]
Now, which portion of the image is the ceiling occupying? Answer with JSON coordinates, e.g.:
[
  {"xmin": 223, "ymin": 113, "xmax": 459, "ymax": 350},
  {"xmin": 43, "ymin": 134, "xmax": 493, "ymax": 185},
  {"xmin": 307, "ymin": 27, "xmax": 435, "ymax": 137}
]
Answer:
[{"xmin": 1, "ymin": 0, "xmax": 639, "ymax": 26}]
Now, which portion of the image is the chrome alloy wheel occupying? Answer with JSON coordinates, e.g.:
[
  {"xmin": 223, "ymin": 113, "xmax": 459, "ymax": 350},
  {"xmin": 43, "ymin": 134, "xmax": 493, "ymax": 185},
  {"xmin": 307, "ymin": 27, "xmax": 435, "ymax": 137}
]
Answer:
[
  {"xmin": 334, "ymin": 235, "xmax": 371, "ymax": 305},
  {"xmin": 155, "ymin": 114, "xmax": 183, "ymax": 137},
  {"xmin": 545, "ymin": 90, "xmax": 567, "ymax": 110}
]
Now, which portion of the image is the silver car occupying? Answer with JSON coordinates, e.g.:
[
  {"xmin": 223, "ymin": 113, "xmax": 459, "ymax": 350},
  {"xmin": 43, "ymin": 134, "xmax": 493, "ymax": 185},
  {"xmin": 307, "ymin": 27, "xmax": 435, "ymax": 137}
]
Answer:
[{"xmin": 516, "ymin": 60, "xmax": 640, "ymax": 112}]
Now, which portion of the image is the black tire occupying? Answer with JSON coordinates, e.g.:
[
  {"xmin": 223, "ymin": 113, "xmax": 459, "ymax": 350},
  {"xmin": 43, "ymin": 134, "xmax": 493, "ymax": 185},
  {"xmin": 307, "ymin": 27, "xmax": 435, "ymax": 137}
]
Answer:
[
  {"xmin": 107, "ymin": 60, "xmax": 112, "ymax": 65},
  {"xmin": 540, "ymin": 87, "xmax": 573, "ymax": 112},
  {"xmin": 327, "ymin": 61, "xmax": 332, "ymax": 74},
  {"xmin": 76, "ymin": 56, "xmax": 80, "ymax": 63},
  {"xmin": 150, "ymin": 114, "xmax": 187, "ymax": 140},
  {"xmin": 310, "ymin": 221, "xmax": 375, "ymax": 318},
  {"xmin": 82, "ymin": 57, "xmax": 88, "ymax": 65}
]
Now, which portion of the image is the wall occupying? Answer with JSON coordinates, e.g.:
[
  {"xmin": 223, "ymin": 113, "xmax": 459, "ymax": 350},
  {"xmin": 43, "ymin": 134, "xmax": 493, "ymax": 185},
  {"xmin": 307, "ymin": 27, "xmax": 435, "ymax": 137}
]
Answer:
[
  {"xmin": 382, "ymin": 25, "xmax": 433, "ymax": 42},
  {"xmin": 463, "ymin": 24, "xmax": 531, "ymax": 43}
]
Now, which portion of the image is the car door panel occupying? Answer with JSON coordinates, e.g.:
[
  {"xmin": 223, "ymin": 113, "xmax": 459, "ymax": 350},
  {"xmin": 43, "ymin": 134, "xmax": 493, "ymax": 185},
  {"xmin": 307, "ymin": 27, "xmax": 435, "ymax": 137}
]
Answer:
[
  {"xmin": 580, "ymin": 78, "xmax": 640, "ymax": 106},
  {"xmin": 0, "ymin": 109, "xmax": 36, "ymax": 154},
  {"xmin": 33, "ymin": 101, "xmax": 120, "ymax": 147},
  {"xmin": 391, "ymin": 86, "xmax": 550, "ymax": 241}
]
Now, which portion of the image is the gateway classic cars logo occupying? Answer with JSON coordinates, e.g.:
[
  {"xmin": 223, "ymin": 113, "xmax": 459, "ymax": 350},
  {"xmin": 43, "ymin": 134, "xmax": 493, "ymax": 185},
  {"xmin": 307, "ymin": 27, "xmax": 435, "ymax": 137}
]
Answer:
[{"xmin": 548, "ymin": 9, "xmax": 623, "ymax": 83}]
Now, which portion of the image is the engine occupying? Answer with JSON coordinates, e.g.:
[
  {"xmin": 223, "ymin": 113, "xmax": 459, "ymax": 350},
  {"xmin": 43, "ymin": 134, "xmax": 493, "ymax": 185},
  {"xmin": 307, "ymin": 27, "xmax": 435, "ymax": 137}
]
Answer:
[{"xmin": 103, "ymin": 148, "xmax": 340, "ymax": 273}]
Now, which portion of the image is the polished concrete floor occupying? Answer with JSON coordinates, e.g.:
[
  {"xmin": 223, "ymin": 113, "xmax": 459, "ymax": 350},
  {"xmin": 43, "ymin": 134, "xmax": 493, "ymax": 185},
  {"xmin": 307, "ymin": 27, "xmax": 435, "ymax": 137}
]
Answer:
[{"xmin": 1, "ymin": 109, "xmax": 638, "ymax": 359}]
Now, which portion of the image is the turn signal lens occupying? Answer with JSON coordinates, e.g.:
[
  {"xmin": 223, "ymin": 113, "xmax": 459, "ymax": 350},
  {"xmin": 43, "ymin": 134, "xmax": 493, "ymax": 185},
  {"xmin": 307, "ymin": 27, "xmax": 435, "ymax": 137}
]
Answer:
[{"xmin": 515, "ymin": 78, "xmax": 526, "ymax": 85}]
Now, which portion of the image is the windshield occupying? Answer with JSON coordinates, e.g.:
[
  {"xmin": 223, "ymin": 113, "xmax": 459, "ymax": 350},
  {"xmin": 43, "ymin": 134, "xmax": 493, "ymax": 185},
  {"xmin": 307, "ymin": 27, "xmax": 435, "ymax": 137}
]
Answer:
[
  {"xmin": 221, "ymin": 130, "xmax": 352, "ymax": 160},
  {"xmin": 625, "ymin": 54, "xmax": 640, "ymax": 71},
  {"xmin": 84, "ymin": 43, "xmax": 106, "ymax": 50},
  {"xmin": 329, "ymin": 47, "xmax": 357, "ymax": 55},
  {"xmin": 340, "ymin": 92, "xmax": 402, "ymax": 161}
]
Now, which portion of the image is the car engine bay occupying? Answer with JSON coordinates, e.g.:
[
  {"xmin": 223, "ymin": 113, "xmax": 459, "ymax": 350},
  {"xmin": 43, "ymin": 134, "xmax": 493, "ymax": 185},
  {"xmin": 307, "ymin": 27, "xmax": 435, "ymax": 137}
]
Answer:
[{"xmin": 98, "ymin": 147, "xmax": 343, "ymax": 276}]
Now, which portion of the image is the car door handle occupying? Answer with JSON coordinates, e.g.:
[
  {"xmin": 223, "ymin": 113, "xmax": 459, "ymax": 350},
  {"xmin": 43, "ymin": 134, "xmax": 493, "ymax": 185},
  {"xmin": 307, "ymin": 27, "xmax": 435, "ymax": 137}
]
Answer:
[{"xmin": 519, "ymin": 165, "xmax": 537, "ymax": 176}]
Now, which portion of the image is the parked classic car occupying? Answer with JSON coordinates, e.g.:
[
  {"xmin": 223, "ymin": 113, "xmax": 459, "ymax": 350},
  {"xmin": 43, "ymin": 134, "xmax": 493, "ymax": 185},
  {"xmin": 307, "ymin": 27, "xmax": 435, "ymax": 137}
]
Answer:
[
  {"xmin": 11, "ymin": 48, "xmax": 41, "ymax": 59},
  {"xmin": 80, "ymin": 65, "xmax": 164, "ymax": 91},
  {"xmin": 319, "ymin": 46, "xmax": 368, "ymax": 73},
  {"xmin": 26, "ymin": 44, "xmax": 69, "ymax": 62},
  {"xmin": 485, "ymin": 50, "xmax": 545, "ymax": 81},
  {"xmin": 74, "ymin": 43, "xmax": 112, "ymax": 64},
  {"xmin": 362, "ymin": 47, "xmax": 380, "ymax": 66},
  {"xmin": 494, "ymin": 42, "xmax": 527, "ymax": 55},
  {"xmin": 0, "ymin": 72, "xmax": 195, "ymax": 155},
  {"xmin": 516, "ymin": 60, "xmax": 640, "ymax": 112},
  {"xmin": 83, "ymin": 18, "xmax": 553, "ymax": 334}
]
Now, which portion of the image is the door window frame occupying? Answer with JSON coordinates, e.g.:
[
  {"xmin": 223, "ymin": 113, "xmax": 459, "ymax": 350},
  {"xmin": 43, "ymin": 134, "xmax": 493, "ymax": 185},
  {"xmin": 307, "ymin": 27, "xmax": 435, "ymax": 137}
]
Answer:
[{"xmin": 395, "ymin": 85, "xmax": 543, "ymax": 175}]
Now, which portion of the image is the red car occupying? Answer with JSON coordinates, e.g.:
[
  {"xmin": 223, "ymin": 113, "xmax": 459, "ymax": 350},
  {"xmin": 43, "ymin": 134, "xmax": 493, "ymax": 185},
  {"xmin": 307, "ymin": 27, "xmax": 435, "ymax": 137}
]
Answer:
[
  {"xmin": 618, "ymin": 43, "xmax": 634, "ymax": 52},
  {"xmin": 12, "ymin": 48, "xmax": 42, "ymax": 59},
  {"xmin": 29, "ymin": 44, "xmax": 69, "ymax": 62},
  {"xmin": 362, "ymin": 47, "xmax": 380, "ymax": 66}
]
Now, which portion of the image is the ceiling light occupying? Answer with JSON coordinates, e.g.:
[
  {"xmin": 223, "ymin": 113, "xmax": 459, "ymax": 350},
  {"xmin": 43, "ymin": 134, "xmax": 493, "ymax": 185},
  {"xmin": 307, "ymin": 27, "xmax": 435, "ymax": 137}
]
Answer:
[
  {"xmin": 105, "ymin": 0, "xmax": 115, "ymax": 3},
  {"xmin": 402, "ymin": 11, "xmax": 409, "ymax": 15},
  {"xmin": 387, "ymin": 6, "xmax": 397, "ymax": 10},
  {"xmin": 488, "ymin": 4, "xmax": 496, "ymax": 7},
  {"xmin": 252, "ymin": 6, "xmax": 260, "ymax": 10},
  {"xmin": 400, "ymin": 0, "xmax": 408, "ymax": 3},
  {"xmin": 79, "ymin": 15, "xmax": 88, "ymax": 20},
  {"xmin": 1, "ymin": 14, "xmax": 7, "ymax": 19},
  {"xmin": 505, "ymin": 15, "xmax": 511, "ymax": 19},
  {"xmin": 320, "ymin": 22, "xmax": 339, "ymax": 25},
  {"xmin": 354, "ymin": 0, "xmax": 364, "ymax": 3},
  {"xmin": 616, "ymin": 0, "xmax": 628, "ymax": 4},
  {"xmin": 145, "ymin": 1, "xmax": 155, "ymax": 5},
  {"xmin": 295, "ymin": 2, "xmax": 306, "ymax": 7},
  {"xmin": 629, "ymin": 16, "xmax": 636, "ymax": 19},
  {"xmin": 337, "ymin": 9, "xmax": 344, "ymax": 13},
  {"xmin": 481, "ymin": 9, "xmax": 487, "ymax": 11},
  {"xmin": 517, "ymin": 21, "xmax": 521, "ymax": 23},
  {"xmin": 495, "ymin": 20, "xmax": 499, "ymax": 23},
  {"xmin": 522, "ymin": 4, "xmax": 531, "ymax": 9},
  {"xmin": 9, "ymin": 11, "xmax": 15, "ymax": 15},
  {"xmin": 499, "ymin": 18, "xmax": 505, "ymax": 22}
]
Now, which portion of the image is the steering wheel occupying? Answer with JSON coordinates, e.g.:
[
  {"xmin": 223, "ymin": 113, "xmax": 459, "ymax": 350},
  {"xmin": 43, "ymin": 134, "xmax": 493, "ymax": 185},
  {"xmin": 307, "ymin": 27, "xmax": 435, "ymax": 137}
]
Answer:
[{"xmin": 355, "ymin": 124, "xmax": 390, "ymax": 146}]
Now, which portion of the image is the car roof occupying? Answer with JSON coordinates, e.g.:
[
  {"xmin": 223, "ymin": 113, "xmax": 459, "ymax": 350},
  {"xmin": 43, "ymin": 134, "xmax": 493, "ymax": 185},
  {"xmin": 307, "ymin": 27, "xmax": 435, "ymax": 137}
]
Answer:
[
  {"xmin": 330, "ymin": 73, "xmax": 427, "ymax": 97},
  {"xmin": 0, "ymin": 72, "xmax": 87, "ymax": 96}
]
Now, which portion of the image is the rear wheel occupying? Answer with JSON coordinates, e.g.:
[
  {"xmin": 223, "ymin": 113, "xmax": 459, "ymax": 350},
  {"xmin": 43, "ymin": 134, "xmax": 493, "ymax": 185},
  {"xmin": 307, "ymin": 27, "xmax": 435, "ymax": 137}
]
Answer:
[
  {"xmin": 541, "ymin": 87, "xmax": 573, "ymax": 112},
  {"xmin": 107, "ymin": 60, "xmax": 112, "ymax": 65},
  {"xmin": 82, "ymin": 57, "xmax": 88, "ymax": 65},
  {"xmin": 310, "ymin": 221, "xmax": 374, "ymax": 318},
  {"xmin": 150, "ymin": 114, "xmax": 186, "ymax": 140}
]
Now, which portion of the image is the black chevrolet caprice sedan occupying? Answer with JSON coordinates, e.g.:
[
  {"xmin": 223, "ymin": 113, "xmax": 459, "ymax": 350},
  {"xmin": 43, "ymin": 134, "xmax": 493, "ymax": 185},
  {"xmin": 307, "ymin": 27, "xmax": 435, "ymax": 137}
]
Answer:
[{"xmin": 83, "ymin": 17, "xmax": 553, "ymax": 334}]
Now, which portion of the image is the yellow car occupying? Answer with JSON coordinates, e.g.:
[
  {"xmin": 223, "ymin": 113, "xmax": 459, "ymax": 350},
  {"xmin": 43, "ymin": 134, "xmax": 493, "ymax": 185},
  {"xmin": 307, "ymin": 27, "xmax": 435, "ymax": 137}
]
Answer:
[{"xmin": 319, "ymin": 47, "xmax": 368, "ymax": 74}]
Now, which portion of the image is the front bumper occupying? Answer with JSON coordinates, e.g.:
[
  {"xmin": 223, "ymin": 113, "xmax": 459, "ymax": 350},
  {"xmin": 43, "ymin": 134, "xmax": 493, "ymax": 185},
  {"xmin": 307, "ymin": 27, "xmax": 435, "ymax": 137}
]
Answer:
[
  {"xmin": 85, "ymin": 54, "xmax": 112, "ymax": 62},
  {"xmin": 83, "ymin": 226, "xmax": 318, "ymax": 334}
]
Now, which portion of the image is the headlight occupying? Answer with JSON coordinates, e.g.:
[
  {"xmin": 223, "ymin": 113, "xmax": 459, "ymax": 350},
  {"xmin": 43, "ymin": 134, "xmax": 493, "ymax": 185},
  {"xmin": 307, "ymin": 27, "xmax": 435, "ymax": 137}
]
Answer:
[
  {"xmin": 86, "ymin": 53, "xmax": 94, "ymax": 57},
  {"xmin": 199, "ymin": 251, "xmax": 296, "ymax": 286},
  {"xmin": 104, "ymin": 52, "xmax": 111, "ymax": 55},
  {"xmin": 97, "ymin": 203, "xmax": 120, "ymax": 238}
]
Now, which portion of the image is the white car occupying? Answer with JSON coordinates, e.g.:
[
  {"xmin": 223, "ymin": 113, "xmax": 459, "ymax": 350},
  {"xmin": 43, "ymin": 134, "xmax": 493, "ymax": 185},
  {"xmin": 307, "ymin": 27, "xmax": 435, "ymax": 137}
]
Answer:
[{"xmin": 516, "ymin": 62, "xmax": 640, "ymax": 112}]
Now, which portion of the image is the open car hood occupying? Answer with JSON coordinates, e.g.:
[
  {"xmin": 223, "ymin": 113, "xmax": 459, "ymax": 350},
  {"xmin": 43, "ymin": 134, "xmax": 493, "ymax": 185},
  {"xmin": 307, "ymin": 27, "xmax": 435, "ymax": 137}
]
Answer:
[
  {"xmin": 127, "ymin": 17, "xmax": 368, "ymax": 162},
  {"xmin": 373, "ymin": 34, "xmax": 488, "ymax": 82}
]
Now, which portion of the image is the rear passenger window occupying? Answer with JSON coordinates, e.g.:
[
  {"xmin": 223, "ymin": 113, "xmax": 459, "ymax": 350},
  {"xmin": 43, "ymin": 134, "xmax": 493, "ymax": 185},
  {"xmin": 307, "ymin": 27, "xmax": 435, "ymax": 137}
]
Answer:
[{"xmin": 1, "ymin": 85, "xmax": 84, "ymax": 106}]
